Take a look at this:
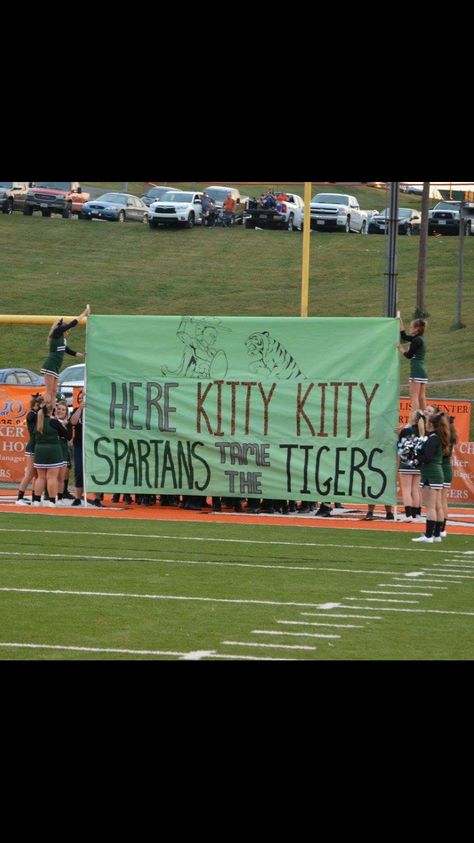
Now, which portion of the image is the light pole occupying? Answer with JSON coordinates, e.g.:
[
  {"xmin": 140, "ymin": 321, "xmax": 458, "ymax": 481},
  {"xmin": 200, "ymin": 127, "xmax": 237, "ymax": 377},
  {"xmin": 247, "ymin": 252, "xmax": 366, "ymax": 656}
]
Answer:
[
  {"xmin": 454, "ymin": 198, "xmax": 466, "ymax": 329},
  {"xmin": 383, "ymin": 182, "xmax": 399, "ymax": 317}
]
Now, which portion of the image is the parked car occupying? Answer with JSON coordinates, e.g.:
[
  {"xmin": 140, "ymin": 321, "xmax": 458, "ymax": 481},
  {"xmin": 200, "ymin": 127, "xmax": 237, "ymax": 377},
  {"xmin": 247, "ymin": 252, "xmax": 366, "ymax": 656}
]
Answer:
[
  {"xmin": 368, "ymin": 207, "xmax": 421, "ymax": 235},
  {"xmin": 0, "ymin": 367, "xmax": 44, "ymax": 386},
  {"xmin": 403, "ymin": 184, "xmax": 424, "ymax": 195},
  {"xmin": 141, "ymin": 185, "xmax": 181, "ymax": 207},
  {"xmin": 79, "ymin": 193, "xmax": 149, "ymax": 223},
  {"xmin": 428, "ymin": 201, "xmax": 472, "ymax": 236},
  {"xmin": 0, "ymin": 182, "xmax": 30, "ymax": 214},
  {"xmin": 202, "ymin": 186, "xmax": 249, "ymax": 224},
  {"xmin": 148, "ymin": 191, "xmax": 204, "ymax": 228},
  {"xmin": 58, "ymin": 363, "xmax": 85, "ymax": 406},
  {"xmin": 23, "ymin": 182, "xmax": 90, "ymax": 218}
]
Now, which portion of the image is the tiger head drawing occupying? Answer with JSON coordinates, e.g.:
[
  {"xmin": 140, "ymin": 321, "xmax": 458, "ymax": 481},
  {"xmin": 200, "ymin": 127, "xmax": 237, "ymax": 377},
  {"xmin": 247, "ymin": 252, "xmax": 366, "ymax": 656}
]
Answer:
[{"xmin": 245, "ymin": 331, "xmax": 306, "ymax": 379}]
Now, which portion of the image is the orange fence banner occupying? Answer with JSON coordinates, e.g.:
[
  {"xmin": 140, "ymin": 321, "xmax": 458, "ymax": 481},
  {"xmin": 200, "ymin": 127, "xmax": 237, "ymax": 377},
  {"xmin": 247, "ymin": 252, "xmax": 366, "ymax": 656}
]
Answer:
[
  {"xmin": 0, "ymin": 385, "xmax": 45, "ymax": 483},
  {"xmin": 399, "ymin": 397, "xmax": 471, "ymax": 444},
  {"xmin": 450, "ymin": 443, "xmax": 474, "ymax": 503}
]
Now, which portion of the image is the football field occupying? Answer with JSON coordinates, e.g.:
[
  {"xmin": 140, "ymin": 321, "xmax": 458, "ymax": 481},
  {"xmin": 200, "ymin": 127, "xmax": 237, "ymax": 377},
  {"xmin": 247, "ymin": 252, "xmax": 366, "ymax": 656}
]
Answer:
[{"xmin": 0, "ymin": 512, "xmax": 472, "ymax": 660}]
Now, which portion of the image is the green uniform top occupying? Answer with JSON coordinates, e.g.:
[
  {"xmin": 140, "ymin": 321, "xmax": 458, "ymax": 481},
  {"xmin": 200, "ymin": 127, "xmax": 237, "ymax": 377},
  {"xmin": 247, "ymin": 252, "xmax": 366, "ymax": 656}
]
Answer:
[
  {"xmin": 400, "ymin": 330, "xmax": 427, "ymax": 380},
  {"xmin": 41, "ymin": 319, "xmax": 79, "ymax": 376},
  {"xmin": 442, "ymin": 443, "xmax": 454, "ymax": 484},
  {"xmin": 417, "ymin": 432, "xmax": 443, "ymax": 485},
  {"xmin": 34, "ymin": 416, "xmax": 68, "ymax": 467}
]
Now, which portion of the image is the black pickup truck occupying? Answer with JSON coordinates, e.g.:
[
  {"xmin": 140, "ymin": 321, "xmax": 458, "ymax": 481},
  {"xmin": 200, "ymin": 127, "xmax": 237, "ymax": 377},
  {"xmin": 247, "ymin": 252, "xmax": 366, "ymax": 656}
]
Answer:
[{"xmin": 243, "ymin": 192, "xmax": 304, "ymax": 230}]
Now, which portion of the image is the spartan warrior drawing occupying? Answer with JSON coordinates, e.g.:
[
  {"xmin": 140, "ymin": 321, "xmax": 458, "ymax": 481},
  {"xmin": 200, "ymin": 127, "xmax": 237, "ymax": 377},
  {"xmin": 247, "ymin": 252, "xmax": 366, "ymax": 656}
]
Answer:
[
  {"xmin": 161, "ymin": 317, "xmax": 229, "ymax": 379},
  {"xmin": 245, "ymin": 331, "xmax": 306, "ymax": 379}
]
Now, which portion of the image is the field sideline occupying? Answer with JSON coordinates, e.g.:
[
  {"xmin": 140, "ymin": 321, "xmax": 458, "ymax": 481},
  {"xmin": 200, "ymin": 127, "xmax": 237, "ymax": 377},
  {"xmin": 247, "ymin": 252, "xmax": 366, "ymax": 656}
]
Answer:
[{"xmin": 0, "ymin": 509, "xmax": 472, "ymax": 660}]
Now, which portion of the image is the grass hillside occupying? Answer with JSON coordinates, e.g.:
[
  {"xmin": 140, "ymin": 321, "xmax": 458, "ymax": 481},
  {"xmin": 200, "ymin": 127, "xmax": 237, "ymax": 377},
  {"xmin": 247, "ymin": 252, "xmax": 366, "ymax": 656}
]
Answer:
[{"xmin": 1, "ymin": 189, "xmax": 472, "ymax": 434}]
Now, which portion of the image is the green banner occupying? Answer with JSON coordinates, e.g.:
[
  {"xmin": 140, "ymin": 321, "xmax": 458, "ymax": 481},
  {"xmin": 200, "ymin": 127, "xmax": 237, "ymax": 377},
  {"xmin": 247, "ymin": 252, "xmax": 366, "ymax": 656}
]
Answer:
[{"xmin": 84, "ymin": 315, "xmax": 400, "ymax": 503}]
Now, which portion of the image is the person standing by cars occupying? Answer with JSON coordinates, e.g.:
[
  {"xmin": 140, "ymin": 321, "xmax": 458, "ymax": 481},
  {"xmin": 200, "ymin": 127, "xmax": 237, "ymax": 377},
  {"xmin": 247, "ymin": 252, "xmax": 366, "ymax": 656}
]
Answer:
[
  {"xmin": 41, "ymin": 304, "xmax": 90, "ymax": 407},
  {"xmin": 222, "ymin": 193, "xmax": 236, "ymax": 227},
  {"xmin": 397, "ymin": 314, "xmax": 428, "ymax": 411},
  {"xmin": 201, "ymin": 191, "xmax": 216, "ymax": 227}
]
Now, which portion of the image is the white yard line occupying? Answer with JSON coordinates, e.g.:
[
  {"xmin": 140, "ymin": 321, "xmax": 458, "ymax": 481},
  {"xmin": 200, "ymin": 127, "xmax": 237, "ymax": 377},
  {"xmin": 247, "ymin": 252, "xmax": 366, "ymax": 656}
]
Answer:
[
  {"xmin": 344, "ymin": 596, "xmax": 419, "ymax": 603},
  {"xmin": 277, "ymin": 620, "xmax": 365, "ymax": 629},
  {"xmin": 222, "ymin": 640, "xmax": 317, "ymax": 651},
  {"xmin": 0, "ymin": 641, "xmax": 193, "ymax": 657},
  {"xmin": 252, "ymin": 630, "xmax": 340, "ymax": 639},
  {"xmin": 0, "ymin": 586, "xmax": 343, "ymax": 610},
  {"xmin": 393, "ymin": 576, "xmax": 463, "ymax": 584},
  {"xmin": 377, "ymin": 583, "xmax": 447, "ymax": 590},
  {"xmin": 334, "ymin": 605, "xmax": 474, "ymax": 616},
  {"xmin": 0, "ymin": 527, "xmax": 471, "ymax": 556},
  {"xmin": 2, "ymin": 550, "xmax": 469, "ymax": 579},
  {"xmin": 300, "ymin": 612, "xmax": 383, "ymax": 619},
  {"xmin": 359, "ymin": 590, "xmax": 433, "ymax": 597},
  {"xmin": 0, "ymin": 641, "xmax": 293, "ymax": 661},
  {"xmin": 0, "ymin": 550, "xmax": 317, "ymax": 573}
]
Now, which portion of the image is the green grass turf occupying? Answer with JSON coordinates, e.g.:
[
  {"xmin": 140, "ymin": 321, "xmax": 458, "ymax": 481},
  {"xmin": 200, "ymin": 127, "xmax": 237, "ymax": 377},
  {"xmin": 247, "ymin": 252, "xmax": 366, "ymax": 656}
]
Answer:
[{"xmin": 0, "ymin": 513, "xmax": 472, "ymax": 660}]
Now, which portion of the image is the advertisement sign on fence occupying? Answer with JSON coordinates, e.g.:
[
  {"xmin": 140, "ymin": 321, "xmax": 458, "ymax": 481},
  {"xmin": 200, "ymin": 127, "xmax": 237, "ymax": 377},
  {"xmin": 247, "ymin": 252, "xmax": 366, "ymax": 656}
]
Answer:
[
  {"xmin": 0, "ymin": 385, "xmax": 45, "ymax": 483},
  {"xmin": 399, "ymin": 397, "xmax": 471, "ymax": 444}
]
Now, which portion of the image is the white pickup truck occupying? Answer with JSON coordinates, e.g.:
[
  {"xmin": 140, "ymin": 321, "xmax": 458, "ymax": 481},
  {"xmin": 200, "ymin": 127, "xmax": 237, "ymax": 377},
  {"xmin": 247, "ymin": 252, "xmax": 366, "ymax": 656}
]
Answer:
[{"xmin": 310, "ymin": 192, "xmax": 368, "ymax": 234}]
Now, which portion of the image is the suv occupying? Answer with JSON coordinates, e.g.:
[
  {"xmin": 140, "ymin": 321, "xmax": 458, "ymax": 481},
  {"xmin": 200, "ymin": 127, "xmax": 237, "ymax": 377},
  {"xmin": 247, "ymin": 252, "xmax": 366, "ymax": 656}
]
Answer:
[
  {"xmin": 0, "ymin": 181, "xmax": 29, "ymax": 214},
  {"xmin": 141, "ymin": 185, "xmax": 181, "ymax": 206},
  {"xmin": 148, "ymin": 191, "xmax": 204, "ymax": 228},
  {"xmin": 428, "ymin": 201, "xmax": 473, "ymax": 236},
  {"xmin": 23, "ymin": 181, "xmax": 90, "ymax": 218},
  {"xmin": 58, "ymin": 363, "xmax": 85, "ymax": 406}
]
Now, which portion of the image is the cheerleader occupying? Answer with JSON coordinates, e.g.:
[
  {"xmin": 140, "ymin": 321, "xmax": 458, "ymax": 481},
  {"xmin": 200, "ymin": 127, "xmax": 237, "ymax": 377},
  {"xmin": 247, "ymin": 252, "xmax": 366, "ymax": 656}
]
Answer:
[
  {"xmin": 397, "ymin": 314, "xmax": 428, "ymax": 411},
  {"xmin": 412, "ymin": 412, "xmax": 448, "ymax": 543},
  {"xmin": 53, "ymin": 400, "xmax": 73, "ymax": 505},
  {"xmin": 41, "ymin": 304, "xmax": 90, "ymax": 406},
  {"xmin": 32, "ymin": 402, "xmax": 69, "ymax": 507},
  {"xmin": 397, "ymin": 409, "xmax": 424, "ymax": 522},
  {"xmin": 15, "ymin": 393, "xmax": 44, "ymax": 505},
  {"xmin": 440, "ymin": 415, "xmax": 457, "ymax": 538}
]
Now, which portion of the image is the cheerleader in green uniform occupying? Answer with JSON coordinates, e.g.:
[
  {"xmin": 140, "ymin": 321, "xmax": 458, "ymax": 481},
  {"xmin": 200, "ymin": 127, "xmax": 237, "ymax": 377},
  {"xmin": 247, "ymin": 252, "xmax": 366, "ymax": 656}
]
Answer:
[
  {"xmin": 15, "ymin": 393, "xmax": 44, "ymax": 505},
  {"xmin": 440, "ymin": 415, "xmax": 457, "ymax": 538},
  {"xmin": 54, "ymin": 400, "xmax": 73, "ymax": 505},
  {"xmin": 397, "ymin": 408, "xmax": 424, "ymax": 522},
  {"xmin": 412, "ymin": 412, "xmax": 448, "ymax": 543},
  {"xmin": 41, "ymin": 304, "xmax": 90, "ymax": 406},
  {"xmin": 397, "ymin": 314, "xmax": 427, "ymax": 412},
  {"xmin": 32, "ymin": 402, "xmax": 70, "ymax": 507}
]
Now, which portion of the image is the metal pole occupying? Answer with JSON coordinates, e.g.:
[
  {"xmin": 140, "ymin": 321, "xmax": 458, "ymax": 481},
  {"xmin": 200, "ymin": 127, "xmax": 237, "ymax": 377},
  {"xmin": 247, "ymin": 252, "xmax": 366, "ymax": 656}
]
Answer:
[
  {"xmin": 383, "ymin": 182, "xmax": 399, "ymax": 317},
  {"xmin": 301, "ymin": 182, "xmax": 312, "ymax": 317},
  {"xmin": 121, "ymin": 182, "xmax": 128, "ymax": 192},
  {"xmin": 416, "ymin": 182, "xmax": 430, "ymax": 317},
  {"xmin": 455, "ymin": 198, "xmax": 465, "ymax": 328}
]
